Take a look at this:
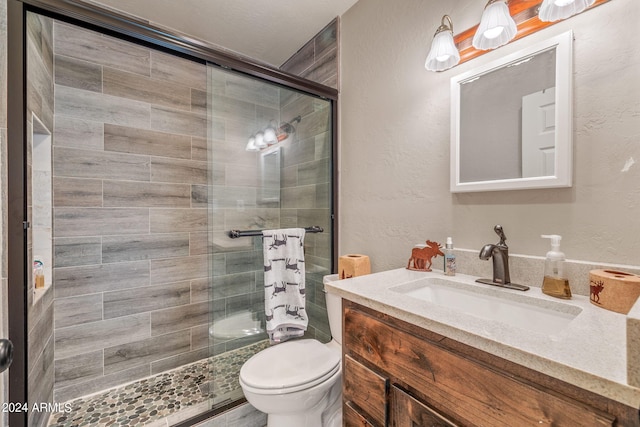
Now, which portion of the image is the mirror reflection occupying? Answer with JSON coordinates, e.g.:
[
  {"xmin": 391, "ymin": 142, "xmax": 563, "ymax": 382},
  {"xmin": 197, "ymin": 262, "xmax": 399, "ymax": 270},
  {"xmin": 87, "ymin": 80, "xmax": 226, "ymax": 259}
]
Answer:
[{"xmin": 459, "ymin": 48, "xmax": 556, "ymax": 183}]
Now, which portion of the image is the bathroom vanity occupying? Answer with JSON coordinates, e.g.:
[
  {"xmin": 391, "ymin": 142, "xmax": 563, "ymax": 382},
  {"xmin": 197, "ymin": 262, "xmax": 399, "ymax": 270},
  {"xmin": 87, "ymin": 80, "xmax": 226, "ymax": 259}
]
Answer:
[{"xmin": 326, "ymin": 269, "xmax": 640, "ymax": 426}]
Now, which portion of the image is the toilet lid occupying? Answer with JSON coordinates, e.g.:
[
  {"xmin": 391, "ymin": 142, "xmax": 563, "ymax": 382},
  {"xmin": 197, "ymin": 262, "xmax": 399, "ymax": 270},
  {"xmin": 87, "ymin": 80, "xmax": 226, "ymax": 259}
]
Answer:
[{"xmin": 240, "ymin": 339, "xmax": 341, "ymax": 390}]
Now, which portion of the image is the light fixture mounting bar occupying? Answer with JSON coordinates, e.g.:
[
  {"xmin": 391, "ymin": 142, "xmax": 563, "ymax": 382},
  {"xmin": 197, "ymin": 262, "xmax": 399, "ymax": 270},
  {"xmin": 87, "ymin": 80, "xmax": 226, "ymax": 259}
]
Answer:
[{"xmin": 453, "ymin": 0, "xmax": 610, "ymax": 65}]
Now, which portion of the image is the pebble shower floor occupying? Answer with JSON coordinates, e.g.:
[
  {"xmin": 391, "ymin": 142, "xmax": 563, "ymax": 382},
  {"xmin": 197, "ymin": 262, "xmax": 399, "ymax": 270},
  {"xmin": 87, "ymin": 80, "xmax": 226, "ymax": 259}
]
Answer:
[{"xmin": 47, "ymin": 340, "xmax": 269, "ymax": 427}]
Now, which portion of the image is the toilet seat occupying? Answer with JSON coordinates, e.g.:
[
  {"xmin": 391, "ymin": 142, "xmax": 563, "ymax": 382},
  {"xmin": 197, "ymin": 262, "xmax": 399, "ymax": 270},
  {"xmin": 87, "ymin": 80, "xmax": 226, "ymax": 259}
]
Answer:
[{"xmin": 240, "ymin": 339, "xmax": 341, "ymax": 395}]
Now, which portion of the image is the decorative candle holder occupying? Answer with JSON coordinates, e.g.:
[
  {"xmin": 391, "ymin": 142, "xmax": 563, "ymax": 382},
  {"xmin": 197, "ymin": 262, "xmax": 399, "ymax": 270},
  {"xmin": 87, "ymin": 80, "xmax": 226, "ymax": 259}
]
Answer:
[{"xmin": 338, "ymin": 254, "xmax": 371, "ymax": 279}]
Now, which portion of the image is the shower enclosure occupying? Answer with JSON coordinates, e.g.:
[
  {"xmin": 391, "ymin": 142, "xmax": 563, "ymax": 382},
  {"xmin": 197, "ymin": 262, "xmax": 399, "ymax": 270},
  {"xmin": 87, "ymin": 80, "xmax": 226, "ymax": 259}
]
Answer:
[
  {"xmin": 5, "ymin": 2, "xmax": 337, "ymax": 426},
  {"xmin": 206, "ymin": 66, "xmax": 334, "ymax": 410}
]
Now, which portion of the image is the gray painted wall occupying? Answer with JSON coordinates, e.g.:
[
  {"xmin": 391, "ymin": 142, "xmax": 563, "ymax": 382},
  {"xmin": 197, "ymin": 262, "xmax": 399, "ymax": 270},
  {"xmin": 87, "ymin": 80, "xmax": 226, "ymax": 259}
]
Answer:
[{"xmin": 339, "ymin": 0, "xmax": 640, "ymax": 272}]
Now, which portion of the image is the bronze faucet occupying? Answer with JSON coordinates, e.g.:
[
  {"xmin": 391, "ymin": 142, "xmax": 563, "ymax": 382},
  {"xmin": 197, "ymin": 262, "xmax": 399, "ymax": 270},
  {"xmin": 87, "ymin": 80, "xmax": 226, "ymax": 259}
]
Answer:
[{"xmin": 476, "ymin": 225, "xmax": 529, "ymax": 291}]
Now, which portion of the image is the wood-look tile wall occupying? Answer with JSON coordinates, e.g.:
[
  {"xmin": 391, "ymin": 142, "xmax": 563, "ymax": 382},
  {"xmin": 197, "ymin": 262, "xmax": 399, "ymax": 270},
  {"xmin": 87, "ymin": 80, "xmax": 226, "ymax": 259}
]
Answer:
[
  {"xmin": 51, "ymin": 21, "xmax": 210, "ymax": 403},
  {"xmin": 207, "ymin": 66, "xmax": 334, "ymax": 349},
  {"xmin": 279, "ymin": 18, "xmax": 338, "ymax": 341},
  {"xmin": 26, "ymin": 12, "xmax": 55, "ymax": 427},
  {"xmin": 280, "ymin": 18, "xmax": 339, "ymax": 90},
  {"xmin": 281, "ymin": 91, "xmax": 333, "ymax": 342},
  {"xmin": 3, "ymin": 11, "xmax": 338, "ymax": 412},
  {"xmin": 207, "ymin": 68, "xmax": 278, "ymax": 354}
]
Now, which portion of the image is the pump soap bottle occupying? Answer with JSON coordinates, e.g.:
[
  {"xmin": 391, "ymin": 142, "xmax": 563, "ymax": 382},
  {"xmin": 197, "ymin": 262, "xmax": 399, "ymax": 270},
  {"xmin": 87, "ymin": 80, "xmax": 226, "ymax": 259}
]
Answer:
[
  {"xmin": 541, "ymin": 235, "xmax": 571, "ymax": 299},
  {"xmin": 444, "ymin": 237, "xmax": 456, "ymax": 276}
]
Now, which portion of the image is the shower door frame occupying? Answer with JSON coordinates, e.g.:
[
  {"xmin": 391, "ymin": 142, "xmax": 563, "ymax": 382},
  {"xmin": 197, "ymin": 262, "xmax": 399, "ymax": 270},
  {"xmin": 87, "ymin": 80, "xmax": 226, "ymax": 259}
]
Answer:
[{"xmin": 6, "ymin": 1, "xmax": 339, "ymax": 425}]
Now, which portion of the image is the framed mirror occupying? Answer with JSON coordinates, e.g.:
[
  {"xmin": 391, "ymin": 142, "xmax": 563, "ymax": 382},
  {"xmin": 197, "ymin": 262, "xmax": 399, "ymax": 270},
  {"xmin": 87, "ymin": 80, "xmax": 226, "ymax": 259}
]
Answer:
[{"xmin": 450, "ymin": 31, "xmax": 573, "ymax": 193}]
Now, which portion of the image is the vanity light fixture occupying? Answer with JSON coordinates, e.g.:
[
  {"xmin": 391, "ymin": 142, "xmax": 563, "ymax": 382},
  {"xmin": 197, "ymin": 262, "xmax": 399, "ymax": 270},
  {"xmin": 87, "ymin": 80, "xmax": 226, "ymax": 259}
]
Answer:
[
  {"xmin": 245, "ymin": 116, "xmax": 303, "ymax": 151},
  {"xmin": 538, "ymin": 0, "xmax": 595, "ymax": 22},
  {"xmin": 254, "ymin": 131, "xmax": 267, "ymax": 149},
  {"xmin": 246, "ymin": 136, "xmax": 259, "ymax": 152},
  {"xmin": 263, "ymin": 122, "xmax": 278, "ymax": 145},
  {"xmin": 425, "ymin": 15, "xmax": 460, "ymax": 72},
  {"xmin": 472, "ymin": 0, "xmax": 517, "ymax": 50}
]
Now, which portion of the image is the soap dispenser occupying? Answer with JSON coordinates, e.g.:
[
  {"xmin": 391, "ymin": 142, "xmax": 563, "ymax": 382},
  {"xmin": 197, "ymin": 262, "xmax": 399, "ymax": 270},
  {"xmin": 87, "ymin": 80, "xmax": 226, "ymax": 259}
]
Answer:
[
  {"xmin": 541, "ymin": 235, "xmax": 571, "ymax": 299},
  {"xmin": 444, "ymin": 237, "xmax": 456, "ymax": 276}
]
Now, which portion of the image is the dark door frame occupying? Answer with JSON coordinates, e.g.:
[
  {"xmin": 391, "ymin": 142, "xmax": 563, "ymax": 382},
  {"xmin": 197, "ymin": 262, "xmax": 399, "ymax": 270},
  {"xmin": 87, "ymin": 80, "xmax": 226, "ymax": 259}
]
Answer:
[{"xmin": 6, "ymin": 1, "xmax": 339, "ymax": 425}]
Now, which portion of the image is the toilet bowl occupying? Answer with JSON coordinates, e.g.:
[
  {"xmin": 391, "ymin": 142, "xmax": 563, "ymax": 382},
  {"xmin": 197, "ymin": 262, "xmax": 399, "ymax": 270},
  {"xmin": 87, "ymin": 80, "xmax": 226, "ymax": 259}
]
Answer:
[
  {"xmin": 239, "ymin": 274, "xmax": 343, "ymax": 427},
  {"xmin": 209, "ymin": 311, "xmax": 263, "ymax": 340}
]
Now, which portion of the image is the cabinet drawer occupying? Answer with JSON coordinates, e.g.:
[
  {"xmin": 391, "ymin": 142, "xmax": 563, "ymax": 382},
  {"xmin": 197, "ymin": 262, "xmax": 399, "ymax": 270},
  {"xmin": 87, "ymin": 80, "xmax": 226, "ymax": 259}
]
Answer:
[
  {"xmin": 391, "ymin": 385, "xmax": 458, "ymax": 427},
  {"xmin": 344, "ymin": 402, "xmax": 375, "ymax": 427},
  {"xmin": 343, "ymin": 354, "xmax": 388, "ymax": 427},
  {"xmin": 344, "ymin": 306, "xmax": 615, "ymax": 427}
]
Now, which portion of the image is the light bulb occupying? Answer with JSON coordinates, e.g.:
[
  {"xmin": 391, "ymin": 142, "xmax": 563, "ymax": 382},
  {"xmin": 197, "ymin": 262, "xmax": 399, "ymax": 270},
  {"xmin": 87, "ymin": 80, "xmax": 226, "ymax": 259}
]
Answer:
[
  {"xmin": 263, "ymin": 126, "xmax": 277, "ymax": 145},
  {"xmin": 538, "ymin": 0, "xmax": 595, "ymax": 22},
  {"xmin": 472, "ymin": 0, "xmax": 517, "ymax": 50}
]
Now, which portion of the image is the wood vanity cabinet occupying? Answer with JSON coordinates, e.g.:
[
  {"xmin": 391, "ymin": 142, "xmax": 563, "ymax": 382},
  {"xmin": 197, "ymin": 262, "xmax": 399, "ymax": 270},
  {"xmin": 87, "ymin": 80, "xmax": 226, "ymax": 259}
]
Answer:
[{"xmin": 342, "ymin": 300, "xmax": 639, "ymax": 427}]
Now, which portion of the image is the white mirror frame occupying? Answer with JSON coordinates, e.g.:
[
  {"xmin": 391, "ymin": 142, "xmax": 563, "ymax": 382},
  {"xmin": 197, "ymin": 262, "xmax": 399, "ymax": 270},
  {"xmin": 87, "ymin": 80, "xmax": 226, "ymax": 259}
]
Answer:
[{"xmin": 450, "ymin": 30, "xmax": 573, "ymax": 193}]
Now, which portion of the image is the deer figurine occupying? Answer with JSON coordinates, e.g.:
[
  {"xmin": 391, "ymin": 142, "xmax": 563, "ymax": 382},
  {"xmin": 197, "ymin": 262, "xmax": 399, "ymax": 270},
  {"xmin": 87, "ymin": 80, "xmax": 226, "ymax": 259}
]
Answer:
[
  {"xmin": 590, "ymin": 280, "xmax": 605, "ymax": 304},
  {"xmin": 407, "ymin": 240, "xmax": 444, "ymax": 272}
]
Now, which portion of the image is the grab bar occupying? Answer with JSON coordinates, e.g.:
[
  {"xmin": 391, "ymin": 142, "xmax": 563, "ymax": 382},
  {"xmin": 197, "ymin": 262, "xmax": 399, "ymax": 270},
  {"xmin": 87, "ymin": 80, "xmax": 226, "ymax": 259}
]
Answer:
[{"xmin": 228, "ymin": 225, "xmax": 324, "ymax": 239}]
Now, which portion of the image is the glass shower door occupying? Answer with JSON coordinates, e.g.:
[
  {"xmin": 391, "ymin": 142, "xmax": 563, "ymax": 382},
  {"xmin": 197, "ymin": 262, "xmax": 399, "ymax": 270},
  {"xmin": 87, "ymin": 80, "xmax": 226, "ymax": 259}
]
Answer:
[{"xmin": 206, "ymin": 64, "xmax": 334, "ymax": 410}]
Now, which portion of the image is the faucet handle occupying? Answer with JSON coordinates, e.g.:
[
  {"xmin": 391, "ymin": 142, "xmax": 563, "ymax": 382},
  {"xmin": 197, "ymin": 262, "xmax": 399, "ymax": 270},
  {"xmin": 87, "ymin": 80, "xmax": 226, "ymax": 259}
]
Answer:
[{"xmin": 494, "ymin": 225, "xmax": 507, "ymax": 247}]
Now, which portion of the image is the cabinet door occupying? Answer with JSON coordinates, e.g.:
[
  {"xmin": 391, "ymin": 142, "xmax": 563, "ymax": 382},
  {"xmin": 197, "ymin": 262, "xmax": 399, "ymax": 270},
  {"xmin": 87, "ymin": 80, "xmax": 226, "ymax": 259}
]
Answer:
[{"xmin": 390, "ymin": 386, "xmax": 458, "ymax": 427}]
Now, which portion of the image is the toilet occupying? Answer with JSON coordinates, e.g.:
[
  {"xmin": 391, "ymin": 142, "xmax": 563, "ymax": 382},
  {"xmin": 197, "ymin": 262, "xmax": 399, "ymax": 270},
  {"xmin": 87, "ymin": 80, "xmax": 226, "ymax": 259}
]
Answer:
[{"xmin": 239, "ymin": 275, "xmax": 343, "ymax": 427}]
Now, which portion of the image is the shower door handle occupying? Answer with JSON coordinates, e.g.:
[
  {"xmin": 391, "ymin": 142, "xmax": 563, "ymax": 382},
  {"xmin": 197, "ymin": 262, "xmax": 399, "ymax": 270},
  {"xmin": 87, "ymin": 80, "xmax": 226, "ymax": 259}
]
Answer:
[{"xmin": 0, "ymin": 338, "xmax": 13, "ymax": 373}]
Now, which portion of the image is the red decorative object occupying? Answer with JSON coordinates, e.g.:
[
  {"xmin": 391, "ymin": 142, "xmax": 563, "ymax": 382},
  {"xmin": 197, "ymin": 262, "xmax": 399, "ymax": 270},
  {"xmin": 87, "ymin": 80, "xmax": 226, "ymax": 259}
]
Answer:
[{"xmin": 407, "ymin": 240, "xmax": 444, "ymax": 272}]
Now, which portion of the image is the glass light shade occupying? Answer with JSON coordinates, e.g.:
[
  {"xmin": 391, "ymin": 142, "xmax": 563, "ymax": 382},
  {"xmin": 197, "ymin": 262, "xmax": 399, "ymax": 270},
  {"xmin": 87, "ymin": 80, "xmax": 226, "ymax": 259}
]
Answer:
[
  {"xmin": 538, "ymin": 0, "xmax": 595, "ymax": 22},
  {"xmin": 254, "ymin": 132, "xmax": 267, "ymax": 148},
  {"xmin": 246, "ymin": 136, "xmax": 259, "ymax": 151},
  {"xmin": 425, "ymin": 30, "xmax": 460, "ymax": 71},
  {"xmin": 472, "ymin": 0, "xmax": 517, "ymax": 50},
  {"xmin": 263, "ymin": 126, "xmax": 277, "ymax": 145}
]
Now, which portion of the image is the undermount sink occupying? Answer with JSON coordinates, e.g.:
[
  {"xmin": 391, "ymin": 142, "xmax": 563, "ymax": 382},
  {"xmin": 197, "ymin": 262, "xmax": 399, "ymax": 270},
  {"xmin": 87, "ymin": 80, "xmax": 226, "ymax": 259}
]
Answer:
[{"xmin": 391, "ymin": 277, "xmax": 582, "ymax": 335}]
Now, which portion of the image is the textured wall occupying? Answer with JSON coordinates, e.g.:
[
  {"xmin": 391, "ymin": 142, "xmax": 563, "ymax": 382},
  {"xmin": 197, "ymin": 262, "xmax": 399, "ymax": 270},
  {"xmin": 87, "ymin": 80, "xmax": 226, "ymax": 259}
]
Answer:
[
  {"xmin": 51, "ymin": 21, "xmax": 210, "ymax": 403},
  {"xmin": 340, "ymin": 0, "xmax": 640, "ymax": 272},
  {"xmin": 280, "ymin": 18, "xmax": 339, "ymax": 89}
]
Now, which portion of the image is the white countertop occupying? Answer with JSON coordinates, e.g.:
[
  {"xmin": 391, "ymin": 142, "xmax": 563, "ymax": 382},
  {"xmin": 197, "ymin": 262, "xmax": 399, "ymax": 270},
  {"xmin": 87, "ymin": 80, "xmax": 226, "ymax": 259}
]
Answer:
[{"xmin": 325, "ymin": 268, "xmax": 640, "ymax": 408}]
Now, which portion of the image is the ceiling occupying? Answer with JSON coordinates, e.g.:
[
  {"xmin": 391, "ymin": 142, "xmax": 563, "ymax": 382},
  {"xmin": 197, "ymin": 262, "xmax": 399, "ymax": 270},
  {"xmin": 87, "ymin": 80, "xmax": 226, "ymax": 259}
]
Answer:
[{"xmin": 90, "ymin": 0, "xmax": 359, "ymax": 67}]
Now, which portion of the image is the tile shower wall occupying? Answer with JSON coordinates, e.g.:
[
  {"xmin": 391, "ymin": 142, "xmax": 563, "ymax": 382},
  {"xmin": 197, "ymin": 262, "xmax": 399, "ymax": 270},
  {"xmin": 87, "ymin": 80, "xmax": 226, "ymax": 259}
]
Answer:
[
  {"xmin": 26, "ymin": 12, "xmax": 55, "ymax": 427},
  {"xmin": 208, "ymin": 66, "xmax": 333, "ymax": 350},
  {"xmin": 208, "ymin": 68, "xmax": 280, "ymax": 355},
  {"xmin": 280, "ymin": 18, "xmax": 339, "ymax": 89},
  {"xmin": 279, "ymin": 18, "xmax": 338, "ymax": 342},
  {"xmin": 51, "ymin": 21, "xmax": 209, "ymax": 403},
  {"xmin": 280, "ymin": 91, "xmax": 333, "ymax": 342}
]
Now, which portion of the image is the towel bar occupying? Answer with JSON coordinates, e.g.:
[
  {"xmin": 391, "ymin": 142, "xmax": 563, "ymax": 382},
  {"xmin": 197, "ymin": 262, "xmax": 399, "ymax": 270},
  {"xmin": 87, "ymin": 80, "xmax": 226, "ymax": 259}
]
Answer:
[{"xmin": 228, "ymin": 225, "xmax": 324, "ymax": 239}]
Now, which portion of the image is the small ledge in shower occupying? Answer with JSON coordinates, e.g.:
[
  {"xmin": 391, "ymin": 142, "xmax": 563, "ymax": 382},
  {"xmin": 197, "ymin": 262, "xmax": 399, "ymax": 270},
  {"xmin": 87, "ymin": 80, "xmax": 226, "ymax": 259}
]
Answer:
[{"xmin": 31, "ymin": 113, "xmax": 52, "ymax": 306}]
